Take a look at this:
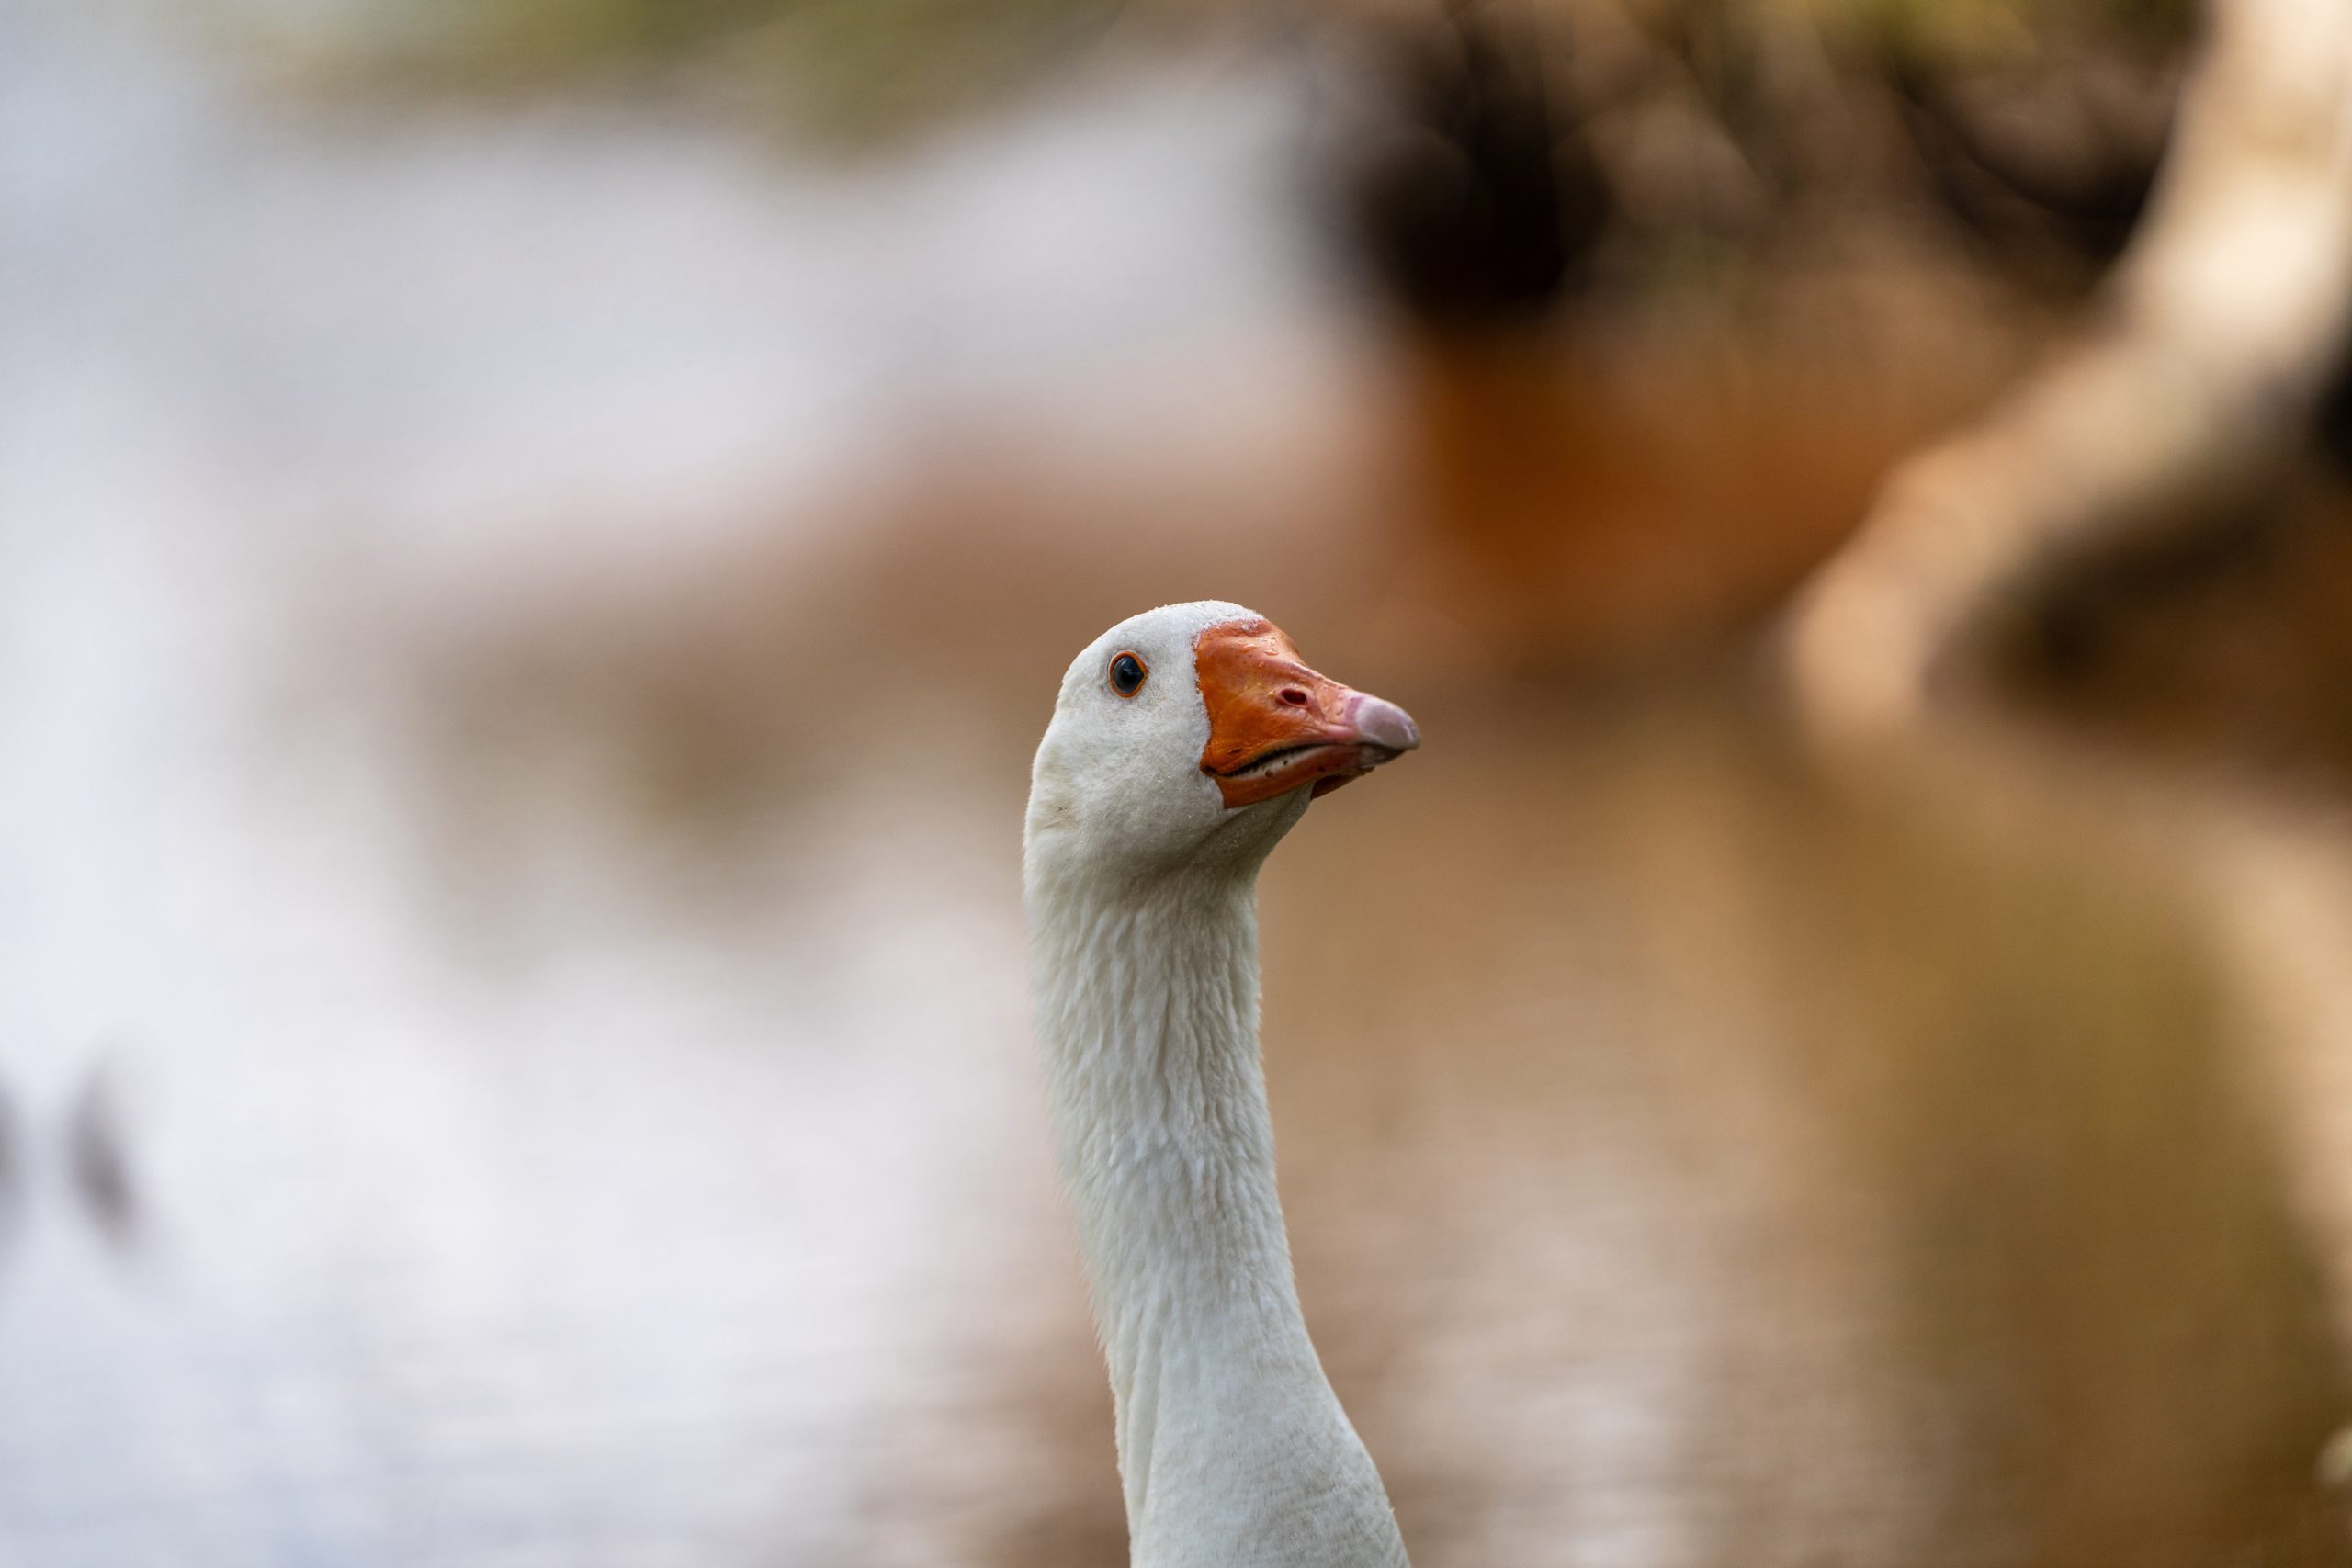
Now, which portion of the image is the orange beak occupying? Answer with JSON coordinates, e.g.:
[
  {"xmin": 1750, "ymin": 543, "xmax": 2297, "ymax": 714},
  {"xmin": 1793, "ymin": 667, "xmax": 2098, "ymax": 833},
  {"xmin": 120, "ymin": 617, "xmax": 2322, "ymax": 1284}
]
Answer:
[{"xmin": 1194, "ymin": 619, "xmax": 1420, "ymax": 808}]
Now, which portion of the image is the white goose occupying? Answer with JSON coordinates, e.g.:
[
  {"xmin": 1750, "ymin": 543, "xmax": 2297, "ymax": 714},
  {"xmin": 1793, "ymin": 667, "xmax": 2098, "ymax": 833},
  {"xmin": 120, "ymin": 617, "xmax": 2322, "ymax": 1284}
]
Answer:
[{"xmin": 1024, "ymin": 602, "xmax": 1420, "ymax": 1568}]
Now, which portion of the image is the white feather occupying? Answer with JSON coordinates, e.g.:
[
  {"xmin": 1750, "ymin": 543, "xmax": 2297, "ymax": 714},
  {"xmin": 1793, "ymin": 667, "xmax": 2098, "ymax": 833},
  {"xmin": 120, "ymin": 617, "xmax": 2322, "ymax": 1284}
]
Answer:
[{"xmin": 1025, "ymin": 603, "xmax": 1410, "ymax": 1568}]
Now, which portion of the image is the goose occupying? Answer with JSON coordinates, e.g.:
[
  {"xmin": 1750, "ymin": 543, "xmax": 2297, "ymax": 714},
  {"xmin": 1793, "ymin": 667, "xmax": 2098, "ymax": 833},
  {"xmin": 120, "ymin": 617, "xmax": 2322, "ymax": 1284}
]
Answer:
[{"xmin": 1024, "ymin": 601, "xmax": 1420, "ymax": 1568}]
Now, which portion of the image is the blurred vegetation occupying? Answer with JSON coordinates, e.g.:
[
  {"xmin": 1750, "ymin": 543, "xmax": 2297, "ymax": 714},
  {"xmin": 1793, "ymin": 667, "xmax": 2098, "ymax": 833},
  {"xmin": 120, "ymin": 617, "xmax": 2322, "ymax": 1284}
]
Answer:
[
  {"xmin": 239, "ymin": 0, "xmax": 1129, "ymax": 143},
  {"xmin": 211, "ymin": 0, "xmax": 2204, "ymax": 359},
  {"xmin": 1827, "ymin": 0, "xmax": 2196, "ymax": 62},
  {"xmin": 231, "ymin": 0, "xmax": 2198, "ymax": 170},
  {"xmin": 1342, "ymin": 0, "xmax": 2192, "ymax": 334}
]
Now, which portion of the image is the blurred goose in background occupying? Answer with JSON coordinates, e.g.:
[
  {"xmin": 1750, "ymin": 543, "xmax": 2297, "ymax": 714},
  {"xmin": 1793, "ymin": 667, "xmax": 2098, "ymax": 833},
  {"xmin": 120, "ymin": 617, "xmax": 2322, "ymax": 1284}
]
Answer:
[{"xmin": 1024, "ymin": 603, "xmax": 1419, "ymax": 1568}]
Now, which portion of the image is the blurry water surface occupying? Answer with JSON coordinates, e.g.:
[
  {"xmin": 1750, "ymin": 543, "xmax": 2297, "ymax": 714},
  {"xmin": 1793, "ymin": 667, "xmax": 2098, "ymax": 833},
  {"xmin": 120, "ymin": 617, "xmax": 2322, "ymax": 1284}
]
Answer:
[{"xmin": 4, "ymin": 4, "xmax": 2347, "ymax": 1566}]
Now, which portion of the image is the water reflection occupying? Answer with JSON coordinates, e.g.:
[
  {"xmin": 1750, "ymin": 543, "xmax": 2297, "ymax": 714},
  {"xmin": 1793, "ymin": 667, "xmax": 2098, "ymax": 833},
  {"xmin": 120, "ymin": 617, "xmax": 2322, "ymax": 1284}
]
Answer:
[{"xmin": 7, "ymin": 568, "xmax": 2344, "ymax": 1563}]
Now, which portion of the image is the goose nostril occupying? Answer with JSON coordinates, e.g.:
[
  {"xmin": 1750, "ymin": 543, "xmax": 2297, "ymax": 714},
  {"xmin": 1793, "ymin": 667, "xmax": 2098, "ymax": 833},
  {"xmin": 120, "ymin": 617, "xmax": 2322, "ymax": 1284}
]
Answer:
[{"xmin": 1277, "ymin": 687, "xmax": 1309, "ymax": 707}]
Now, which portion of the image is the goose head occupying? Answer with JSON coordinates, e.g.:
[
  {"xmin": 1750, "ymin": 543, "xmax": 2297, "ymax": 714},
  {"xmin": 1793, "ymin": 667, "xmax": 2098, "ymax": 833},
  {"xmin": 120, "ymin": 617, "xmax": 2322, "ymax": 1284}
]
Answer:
[{"xmin": 1025, "ymin": 601, "xmax": 1420, "ymax": 884}]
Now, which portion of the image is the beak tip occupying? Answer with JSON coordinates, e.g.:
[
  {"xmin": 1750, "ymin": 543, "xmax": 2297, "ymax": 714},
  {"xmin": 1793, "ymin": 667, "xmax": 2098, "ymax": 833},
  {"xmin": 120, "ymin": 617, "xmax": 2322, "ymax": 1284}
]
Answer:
[{"xmin": 1353, "ymin": 694, "xmax": 1420, "ymax": 755}]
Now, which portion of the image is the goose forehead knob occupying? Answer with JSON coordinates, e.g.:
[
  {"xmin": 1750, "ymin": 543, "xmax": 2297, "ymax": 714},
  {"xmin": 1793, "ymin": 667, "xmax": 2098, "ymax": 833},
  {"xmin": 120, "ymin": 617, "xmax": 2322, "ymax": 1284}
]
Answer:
[{"xmin": 1193, "ymin": 618, "xmax": 1420, "ymax": 807}]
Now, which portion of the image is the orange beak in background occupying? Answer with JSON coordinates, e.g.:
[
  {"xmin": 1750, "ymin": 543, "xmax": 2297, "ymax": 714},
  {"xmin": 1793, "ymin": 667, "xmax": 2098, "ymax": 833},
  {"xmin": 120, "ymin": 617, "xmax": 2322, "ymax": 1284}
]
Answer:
[{"xmin": 1194, "ymin": 619, "xmax": 1421, "ymax": 808}]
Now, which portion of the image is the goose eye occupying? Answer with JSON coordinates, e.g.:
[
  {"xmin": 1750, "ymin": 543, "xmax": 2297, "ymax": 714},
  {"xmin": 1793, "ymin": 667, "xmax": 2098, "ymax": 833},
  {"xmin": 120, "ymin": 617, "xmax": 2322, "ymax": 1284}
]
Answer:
[{"xmin": 1109, "ymin": 651, "xmax": 1148, "ymax": 697}]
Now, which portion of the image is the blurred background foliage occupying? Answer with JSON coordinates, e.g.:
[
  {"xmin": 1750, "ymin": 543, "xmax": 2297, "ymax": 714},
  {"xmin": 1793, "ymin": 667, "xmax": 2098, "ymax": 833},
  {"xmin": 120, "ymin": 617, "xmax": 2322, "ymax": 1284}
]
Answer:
[{"xmin": 243, "ymin": 0, "xmax": 2193, "ymax": 279}]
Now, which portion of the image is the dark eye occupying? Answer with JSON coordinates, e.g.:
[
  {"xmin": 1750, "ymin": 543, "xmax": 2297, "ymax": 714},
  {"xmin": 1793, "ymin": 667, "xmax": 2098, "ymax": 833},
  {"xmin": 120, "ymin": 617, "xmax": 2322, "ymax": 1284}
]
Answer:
[{"xmin": 1109, "ymin": 651, "xmax": 1148, "ymax": 697}]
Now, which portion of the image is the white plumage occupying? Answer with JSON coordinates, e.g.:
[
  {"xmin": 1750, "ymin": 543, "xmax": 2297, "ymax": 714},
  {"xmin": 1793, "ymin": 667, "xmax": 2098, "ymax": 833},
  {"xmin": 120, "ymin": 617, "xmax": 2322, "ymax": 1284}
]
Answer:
[{"xmin": 1025, "ymin": 602, "xmax": 1418, "ymax": 1568}]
